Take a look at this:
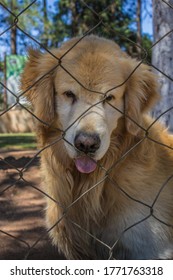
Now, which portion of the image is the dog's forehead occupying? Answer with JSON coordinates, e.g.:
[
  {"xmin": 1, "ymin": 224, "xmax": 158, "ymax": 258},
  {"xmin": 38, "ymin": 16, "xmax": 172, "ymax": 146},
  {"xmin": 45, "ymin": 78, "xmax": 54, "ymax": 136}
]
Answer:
[{"xmin": 56, "ymin": 50, "xmax": 125, "ymax": 93}]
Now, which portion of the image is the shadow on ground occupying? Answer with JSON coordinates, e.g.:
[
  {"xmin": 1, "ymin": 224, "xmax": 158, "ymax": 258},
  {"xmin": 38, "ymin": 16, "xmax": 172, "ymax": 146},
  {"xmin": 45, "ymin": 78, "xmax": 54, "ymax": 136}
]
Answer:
[{"xmin": 0, "ymin": 150, "xmax": 66, "ymax": 260}]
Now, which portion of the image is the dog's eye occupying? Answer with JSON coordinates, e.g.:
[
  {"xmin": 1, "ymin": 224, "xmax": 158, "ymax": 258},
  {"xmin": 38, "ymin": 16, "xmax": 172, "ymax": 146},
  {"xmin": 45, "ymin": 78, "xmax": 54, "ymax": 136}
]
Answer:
[
  {"xmin": 64, "ymin": 91, "xmax": 77, "ymax": 103},
  {"xmin": 105, "ymin": 95, "xmax": 115, "ymax": 102}
]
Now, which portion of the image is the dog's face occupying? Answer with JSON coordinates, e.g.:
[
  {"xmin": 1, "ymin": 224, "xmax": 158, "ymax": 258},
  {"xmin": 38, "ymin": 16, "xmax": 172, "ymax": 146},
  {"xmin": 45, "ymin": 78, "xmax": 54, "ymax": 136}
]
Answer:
[
  {"xmin": 21, "ymin": 36, "xmax": 158, "ymax": 173},
  {"xmin": 55, "ymin": 52, "xmax": 125, "ymax": 171}
]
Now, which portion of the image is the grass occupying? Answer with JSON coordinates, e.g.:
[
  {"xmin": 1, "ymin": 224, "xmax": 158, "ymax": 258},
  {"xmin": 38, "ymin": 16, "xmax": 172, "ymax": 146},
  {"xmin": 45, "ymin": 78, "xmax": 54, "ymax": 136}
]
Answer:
[{"xmin": 0, "ymin": 133, "xmax": 37, "ymax": 151}]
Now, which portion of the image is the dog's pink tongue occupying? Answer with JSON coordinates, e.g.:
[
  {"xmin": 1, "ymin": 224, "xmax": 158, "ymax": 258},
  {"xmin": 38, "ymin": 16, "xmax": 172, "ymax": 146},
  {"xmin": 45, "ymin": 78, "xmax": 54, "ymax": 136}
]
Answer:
[{"xmin": 75, "ymin": 156, "xmax": 97, "ymax": 174}]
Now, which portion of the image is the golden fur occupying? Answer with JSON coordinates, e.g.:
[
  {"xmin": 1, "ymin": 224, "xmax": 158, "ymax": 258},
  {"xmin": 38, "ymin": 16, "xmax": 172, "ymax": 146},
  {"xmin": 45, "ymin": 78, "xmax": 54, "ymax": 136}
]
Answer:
[{"xmin": 21, "ymin": 35, "xmax": 173, "ymax": 259}]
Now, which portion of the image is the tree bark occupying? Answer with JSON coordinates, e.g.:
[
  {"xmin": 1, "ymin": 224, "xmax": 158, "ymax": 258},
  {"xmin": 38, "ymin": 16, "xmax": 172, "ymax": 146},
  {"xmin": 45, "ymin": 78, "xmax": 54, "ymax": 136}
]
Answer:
[
  {"xmin": 10, "ymin": 0, "xmax": 17, "ymax": 54},
  {"xmin": 152, "ymin": 0, "xmax": 173, "ymax": 130},
  {"xmin": 11, "ymin": 25, "xmax": 17, "ymax": 54},
  {"xmin": 43, "ymin": 0, "xmax": 49, "ymax": 47},
  {"xmin": 136, "ymin": 0, "xmax": 142, "ymax": 57}
]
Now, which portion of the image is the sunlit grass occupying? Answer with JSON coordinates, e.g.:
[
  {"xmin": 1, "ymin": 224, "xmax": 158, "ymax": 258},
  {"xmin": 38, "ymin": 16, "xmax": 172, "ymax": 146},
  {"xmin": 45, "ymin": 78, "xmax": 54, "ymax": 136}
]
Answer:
[{"xmin": 0, "ymin": 133, "xmax": 37, "ymax": 151}]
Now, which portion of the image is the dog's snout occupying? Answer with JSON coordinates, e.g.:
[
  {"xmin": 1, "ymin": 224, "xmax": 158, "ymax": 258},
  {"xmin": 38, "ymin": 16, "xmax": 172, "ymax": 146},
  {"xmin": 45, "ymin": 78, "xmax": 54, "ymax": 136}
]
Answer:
[{"xmin": 74, "ymin": 132, "xmax": 101, "ymax": 154}]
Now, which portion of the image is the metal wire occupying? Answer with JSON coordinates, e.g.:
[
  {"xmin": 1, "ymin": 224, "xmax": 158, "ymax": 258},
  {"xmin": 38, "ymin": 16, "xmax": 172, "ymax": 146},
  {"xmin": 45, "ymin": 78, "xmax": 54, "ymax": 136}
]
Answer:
[{"xmin": 0, "ymin": 0, "xmax": 173, "ymax": 260}]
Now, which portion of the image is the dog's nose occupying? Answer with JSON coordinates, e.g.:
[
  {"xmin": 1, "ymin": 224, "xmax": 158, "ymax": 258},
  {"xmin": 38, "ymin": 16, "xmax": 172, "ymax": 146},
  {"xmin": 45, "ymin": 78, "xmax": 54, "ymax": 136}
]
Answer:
[{"xmin": 74, "ymin": 132, "xmax": 101, "ymax": 154}]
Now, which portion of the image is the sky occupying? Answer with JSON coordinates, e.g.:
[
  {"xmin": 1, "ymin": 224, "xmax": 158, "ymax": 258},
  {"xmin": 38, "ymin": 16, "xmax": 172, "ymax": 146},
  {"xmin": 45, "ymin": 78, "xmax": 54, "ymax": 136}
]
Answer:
[{"xmin": 141, "ymin": 0, "xmax": 153, "ymax": 35}]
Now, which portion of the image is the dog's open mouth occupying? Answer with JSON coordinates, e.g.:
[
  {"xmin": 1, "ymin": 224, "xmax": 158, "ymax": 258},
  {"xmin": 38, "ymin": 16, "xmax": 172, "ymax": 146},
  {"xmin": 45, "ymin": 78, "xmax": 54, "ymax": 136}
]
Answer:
[{"xmin": 75, "ymin": 156, "xmax": 97, "ymax": 173}]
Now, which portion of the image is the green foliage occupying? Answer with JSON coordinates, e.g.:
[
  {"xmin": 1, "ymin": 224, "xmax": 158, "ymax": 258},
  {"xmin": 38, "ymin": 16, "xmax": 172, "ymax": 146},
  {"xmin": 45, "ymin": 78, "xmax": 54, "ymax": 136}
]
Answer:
[
  {"xmin": 142, "ymin": 34, "xmax": 152, "ymax": 62},
  {"xmin": 50, "ymin": 0, "xmax": 137, "ymax": 50},
  {"xmin": 0, "ymin": 0, "xmax": 152, "ymax": 58},
  {"xmin": 0, "ymin": 61, "xmax": 4, "ymax": 72},
  {"xmin": 42, "ymin": 0, "xmax": 152, "ymax": 60},
  {"xmin": 0, "ymin": 133, "xmax": 36, "ymax": 150}
]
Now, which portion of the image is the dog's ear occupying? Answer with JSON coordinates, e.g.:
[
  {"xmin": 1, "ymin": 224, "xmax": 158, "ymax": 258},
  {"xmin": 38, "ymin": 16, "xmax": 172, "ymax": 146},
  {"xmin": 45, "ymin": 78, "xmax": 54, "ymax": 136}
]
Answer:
[
  {"xmin": 21, "ymin": 49, "xmax": 58, "ymax": 125},
  {"xmin": 124, "ymin": 63, "xmax": 159, "ymax": 135}
]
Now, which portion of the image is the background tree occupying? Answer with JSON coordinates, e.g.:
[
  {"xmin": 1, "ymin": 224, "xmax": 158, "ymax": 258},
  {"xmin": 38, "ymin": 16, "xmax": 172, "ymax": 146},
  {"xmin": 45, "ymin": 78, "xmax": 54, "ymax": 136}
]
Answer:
[
  {"xmin": 49, "ymin": 0, "xmax": 151, "ymax": 59},
  {"xmin": 152, "ymin": 0, "xmax": 173, "ymax": 130},
  {"xmin": 0, "ymin": 0, "xmax": 154, "ymax": 110},
  {"xmin": 1, "ymin": 0, "xmax": 41, "ymax": 54},
  {"xmin": 0, "ymin": 0, "xmax": 153, "ymax": 56},
  {"xmin": 10, "ymin": 1, "xmax": 17, "ymax": 54},
  {"xmin": 136, "ymin": 0, "xmax": 142, "ymax": 57},
  {"xmin": 51, "ymin": 0, "xmax": 137, "ymax": 51}
]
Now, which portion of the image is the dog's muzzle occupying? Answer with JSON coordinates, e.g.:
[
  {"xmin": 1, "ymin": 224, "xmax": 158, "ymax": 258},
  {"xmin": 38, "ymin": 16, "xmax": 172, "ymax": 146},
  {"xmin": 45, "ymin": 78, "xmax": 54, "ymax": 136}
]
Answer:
[{"xmin": 74, "ymin": 131, "xmax": 101, "ymax": 174}]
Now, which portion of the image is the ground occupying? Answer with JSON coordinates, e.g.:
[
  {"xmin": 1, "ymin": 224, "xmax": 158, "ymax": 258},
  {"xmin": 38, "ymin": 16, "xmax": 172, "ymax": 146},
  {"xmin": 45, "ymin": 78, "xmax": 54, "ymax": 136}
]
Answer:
[{"xmin": 0, "ymin": 150, "xmax": 65, "ymax": 260}]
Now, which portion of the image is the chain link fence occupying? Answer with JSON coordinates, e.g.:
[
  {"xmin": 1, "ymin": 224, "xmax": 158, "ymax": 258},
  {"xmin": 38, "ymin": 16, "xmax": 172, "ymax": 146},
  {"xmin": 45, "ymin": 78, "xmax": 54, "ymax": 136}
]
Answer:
[{"xmin": 0, "ymin": 0, "xmax": 173, "ymax": 260}]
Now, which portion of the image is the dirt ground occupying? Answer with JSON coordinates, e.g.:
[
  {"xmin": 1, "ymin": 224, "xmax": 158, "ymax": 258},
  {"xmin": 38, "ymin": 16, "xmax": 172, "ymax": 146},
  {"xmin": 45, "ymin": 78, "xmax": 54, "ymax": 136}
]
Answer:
[{"xmin": 0, "ymin": 150, "xmax": 65, "ymax": 260}]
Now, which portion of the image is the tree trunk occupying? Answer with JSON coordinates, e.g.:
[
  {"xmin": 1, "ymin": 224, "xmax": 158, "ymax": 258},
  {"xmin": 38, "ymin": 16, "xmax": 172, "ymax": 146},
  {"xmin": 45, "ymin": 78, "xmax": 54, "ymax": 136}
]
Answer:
[
  {"xmin": 11, "ymin": 25, "xmax": 17, "ymax": 54},
  {"xmin": 152, "ymin": 0, "xmax": 173, "ymax": 130},
  {"xmin": 43, "ymin": 0, "xmax": 49, "ymax": 47},
  {"xmin": 136, "ymin": 0, "xmax": 142, "ymax": 57},
  {"xmin": 70, "ymin": 1, "xmax": 80, "ymax": 36},
  {"xmin": 10, "ymin": 0, "xmax": 17, "ymax": 54}
]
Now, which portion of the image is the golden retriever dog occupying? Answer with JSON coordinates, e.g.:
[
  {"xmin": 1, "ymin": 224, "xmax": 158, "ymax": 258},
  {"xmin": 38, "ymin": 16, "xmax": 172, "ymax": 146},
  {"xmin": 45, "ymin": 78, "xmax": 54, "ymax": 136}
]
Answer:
[{"xmin": 21, "ymin": 35, "xmax": 173, "ymax": 259}]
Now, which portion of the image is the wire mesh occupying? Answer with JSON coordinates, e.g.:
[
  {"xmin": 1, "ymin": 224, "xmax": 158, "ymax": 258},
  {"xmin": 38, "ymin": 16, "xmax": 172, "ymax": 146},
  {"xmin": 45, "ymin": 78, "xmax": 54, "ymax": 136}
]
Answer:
[{"xmin": 0, "ymin": 0, "xmax": 173, "ymax": 260}]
